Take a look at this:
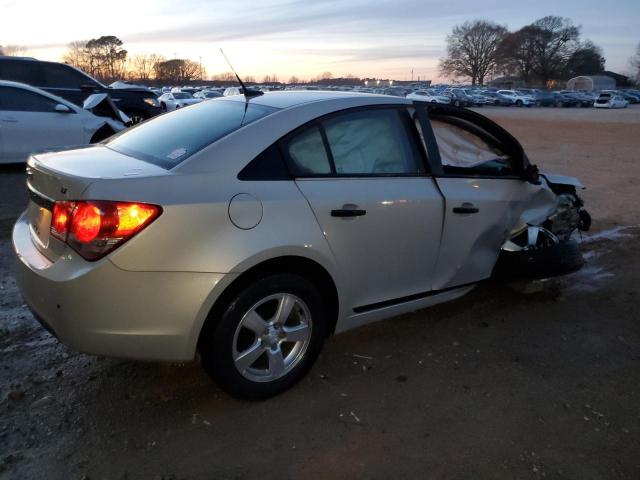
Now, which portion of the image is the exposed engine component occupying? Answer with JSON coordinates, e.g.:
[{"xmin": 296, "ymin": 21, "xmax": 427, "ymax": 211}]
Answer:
[{"xmin": 546, "ymin": 193, "xmax": 582, "ymax": 241}]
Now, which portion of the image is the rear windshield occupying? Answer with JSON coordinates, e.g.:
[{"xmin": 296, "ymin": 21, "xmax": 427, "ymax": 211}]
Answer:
[{"xmin": 106, "ymin": 99, "xmax": 278, "ymax": 168}]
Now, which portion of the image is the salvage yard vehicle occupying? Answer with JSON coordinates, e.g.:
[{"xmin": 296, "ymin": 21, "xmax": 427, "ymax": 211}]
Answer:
[
  {"xmin": 594, "ymin": 93, "xmax": 628, "ymax": 109},
  {"xmin": 405, "ymin": 90, "xmax": 450, "ymax": 104},
  {"xmin": 497, "ymin": 90, "xmax": 535, "ymax": 107},
  {"xmin": 158, "ymin": 92, "xmax": 202, "ymax": 111},
  {"xmin": 0, "ymin": 57, "xmax": 161, "ymax": 123},
  {"xmin": 13, "ymin": 91, "xmax": 590, "ymax": 399},
  {"xmin": 0, "ymin": 80, "xmax": 127, "ymax": 164}
]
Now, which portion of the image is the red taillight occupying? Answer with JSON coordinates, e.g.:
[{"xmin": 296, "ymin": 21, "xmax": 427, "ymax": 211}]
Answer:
[
  {"xmin": 71, "ymin": 203, "xmax": 102, "ymax": 243},
  {"xmin": 49, "ymin": 200, "xmax": 161, "ymax": 261},
  {"xmin": 51, "ymin": 201, "xmax": 75, "ymax": 240}
]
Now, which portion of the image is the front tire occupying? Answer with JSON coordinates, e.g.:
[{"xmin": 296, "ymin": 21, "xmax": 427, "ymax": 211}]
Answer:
[{"xmin": 199, "ymin": 274, "xmax": 328, "ymax": 400}]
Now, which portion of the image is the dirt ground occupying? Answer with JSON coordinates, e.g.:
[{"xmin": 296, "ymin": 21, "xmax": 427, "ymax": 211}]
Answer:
[{"xmin": 1, "ymin": 106, "xmax": 639, "ymax": 480}]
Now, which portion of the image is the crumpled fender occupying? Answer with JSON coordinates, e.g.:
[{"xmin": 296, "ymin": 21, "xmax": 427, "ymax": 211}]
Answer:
[
  {"xmin": 540, "ymin": 173, "xmax": 585, "ymax": 190},
  {"xmin": 83, "ymin": 93, "xmax": 130, "ymax": 125}
]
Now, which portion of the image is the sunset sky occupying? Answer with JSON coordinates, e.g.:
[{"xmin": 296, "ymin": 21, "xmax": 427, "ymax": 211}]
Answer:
[{"xmin": 2, "ymin": 0, "xmax": 639, "ymax": 82}]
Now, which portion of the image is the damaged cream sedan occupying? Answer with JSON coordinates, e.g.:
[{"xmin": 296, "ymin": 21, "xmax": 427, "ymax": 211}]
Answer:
[{"xmin": 13, "ymin": 92, "xmax": 590, "ymax": 399}]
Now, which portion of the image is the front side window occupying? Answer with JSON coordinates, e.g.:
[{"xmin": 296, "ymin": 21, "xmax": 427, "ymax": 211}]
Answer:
[
  {"xmin": 107, "ymin": 100, "xmax": 278, "ymax": 168},
  {"xmin": 0, "ymin": 86, "xmax": 59, "ymax": 112},
  {"xmin": 430, "ymin": 117, "xmax": 514, "ymax": 176}
]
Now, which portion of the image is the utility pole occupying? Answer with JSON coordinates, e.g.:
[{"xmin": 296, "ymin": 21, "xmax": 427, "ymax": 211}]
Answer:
[{"xmin": 411, "ymin": 68, "xmax": 414, "ymax": 82}]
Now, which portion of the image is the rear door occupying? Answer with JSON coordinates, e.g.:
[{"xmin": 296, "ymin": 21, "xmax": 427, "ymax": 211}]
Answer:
[
  {"xmin": 284, "ymin": 106, "xmax": 445, "ymax": 311},
  {"xmin": 0, "ymin": 86, "xmax": 85, "ymax": 162},
  {"xmin": 414, "ymin": 104, "xmax": 544, "ymax": 289}
]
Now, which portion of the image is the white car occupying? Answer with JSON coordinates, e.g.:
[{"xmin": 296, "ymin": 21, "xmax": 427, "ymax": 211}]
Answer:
[
  {"xmin": 194, "ymin": 90, "xmax": 223, "ymax": 100},
  {"xmin": 158, "ymin": 92, "xmax": 202, "ymax": 111},
  {"xmin": 223, "ymin": 87, "xmax": 244, "ymax": 96},
  {"xmin": 406, "ymin": 91, "xmax": 450, "ymax": 104},
  {"xmin": 0, "ymin": 81, "xmax": 127, "ymax": 164},
  {"xmin": 14, "ymin": 92, "xmax": 591, "ymax": 399},
  {"xmin": 594, "ymin": 93, "xmax": 628, "ymax": 109},
  {"xmin": 497, "ymin": 90, "xmax": 535, "ymax": 107}
]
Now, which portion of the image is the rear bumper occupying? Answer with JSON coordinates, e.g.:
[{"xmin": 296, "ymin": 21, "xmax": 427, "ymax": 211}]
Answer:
[{"xmin": 13, "ymin": 212, "xmax": 226, "ymax": 362}]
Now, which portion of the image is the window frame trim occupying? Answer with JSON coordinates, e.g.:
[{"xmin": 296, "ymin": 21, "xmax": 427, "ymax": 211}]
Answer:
[{"xmin": 412, "ymin": 101, "xmax": 530, "ymax": 181}]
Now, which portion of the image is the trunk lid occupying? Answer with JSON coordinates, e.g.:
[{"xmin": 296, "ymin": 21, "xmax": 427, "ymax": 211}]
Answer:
[{"xmin": 25, "ymin": 145, "xmax": 167, "ymax": 261}]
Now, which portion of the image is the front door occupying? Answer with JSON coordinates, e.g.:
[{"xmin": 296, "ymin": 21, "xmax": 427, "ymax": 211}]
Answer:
[
  {"xmin": 414, "ymin": 104, "xmax": 545, "ymax": 289},
  {"xmin": 283, "ymin": 107, "xmax": 445, "ymax": 311}
]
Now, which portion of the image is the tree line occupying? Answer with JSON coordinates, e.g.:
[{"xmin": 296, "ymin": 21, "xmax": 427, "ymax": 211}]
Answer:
[
  {"xmin": 440, "ymin": 16, "xmax": 620, "ymax": 86},
  {"xmin": 59, "ymin": 36, "xmax": 203, "ymax": 84},
  {"xmin": 2, "ymin": 30, "xmax": 639, "ymax": 86}
]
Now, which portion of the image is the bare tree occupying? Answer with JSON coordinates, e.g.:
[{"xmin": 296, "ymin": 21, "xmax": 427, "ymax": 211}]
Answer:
[
  {"xmin": 529, "ymin": 16, "xmax": 580, "ymax": 85},
  {"xmin": 440, "ymin": 20, "xmax": 508, "ymax": 85},
  {"xmin": 319, "ymin": 71, "xmax": 333, "ymax": 80},
  {"xmin": 154, "ymin": 59, "xmax": 200, "ymax": 83},
  {"xmin": 565, "ymin": 40, "xmax": 605, "ymax": 78},
  {"xmin": 211, "ymin": 71, "xmax": 236, "ymax": 81},
  {"xmin": 130, "ymin": 53, "xmax": 163, "ymax": 81},
  {"xmin": 85, "ymin": 36, "xmax": 128, "ymax": 82},
  {"xmin": 2, "ymin": 44, "xmax": 30, "ymax": 56},
  {"xmin": 62, "ymin": 40, "xmax": 90, "ymax": 71},
  {"xmin": 288, "ymin": 75, "xmax": 300, "ymax": 84},
  {"xmin": 62, "ymin": 36, "xmax": 128, "ymax": 82},
  {"xmin": 497, "ymin": 25, "xmax": 540, "ymax": 84}
]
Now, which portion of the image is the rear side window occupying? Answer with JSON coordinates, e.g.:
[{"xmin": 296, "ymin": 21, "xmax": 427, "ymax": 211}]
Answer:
[
  {"xmin": 0, "ymin": 86, "xmax": 59, "ymax": 112},
  {"xmin": 39, "ymin": 63, "xmax": 96, "ymax": 89},
  {"xmin": 287, "ymin": 126, "xmax": 332, "ymax": 175},
  {"xmin": 0, "ymin": 59, "xmax": 43, "ymax": 85},
  {"xmin": 106, "ymin": 100, "xmax": 278, "ymax": 168}
]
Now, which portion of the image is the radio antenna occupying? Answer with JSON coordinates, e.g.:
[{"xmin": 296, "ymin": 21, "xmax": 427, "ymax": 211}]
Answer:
[{"xmin": 220, "ymin": 48, "xmax": 263, "ymax": 99}]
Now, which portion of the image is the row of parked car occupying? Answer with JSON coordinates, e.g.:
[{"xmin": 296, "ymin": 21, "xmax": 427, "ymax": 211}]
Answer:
[
  {"xmin": 1, "ymin": 54, "xmax": 637, "ymax": 164},
  {"xmin": 404, "ymin": 87, "xmax": 637, "ymax": 109}
]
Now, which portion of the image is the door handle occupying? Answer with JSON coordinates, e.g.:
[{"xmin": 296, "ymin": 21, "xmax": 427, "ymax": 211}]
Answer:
[
  {"xmin": 331, "ymin": 208, "xmax": 367, "ymax": 217},
  {"xmin": 453, "ymin": 203, "xmax": 479, "ymax": 214}
]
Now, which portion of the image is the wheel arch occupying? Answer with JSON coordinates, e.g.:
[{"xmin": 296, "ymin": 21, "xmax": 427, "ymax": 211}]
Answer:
[{"xmin": 195, "ymin": 254, "xmax": 340, "ymax": 355}]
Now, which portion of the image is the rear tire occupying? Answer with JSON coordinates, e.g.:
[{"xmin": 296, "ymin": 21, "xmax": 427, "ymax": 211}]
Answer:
[{"xmin": 199, "ymin": 273, "xmax": 328, "ymax": 400}]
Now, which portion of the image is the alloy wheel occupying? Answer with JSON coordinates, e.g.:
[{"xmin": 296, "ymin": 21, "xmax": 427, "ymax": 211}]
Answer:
[{"xmin": 232, "ymin": 293, "xmax": 312, "ymax": 383}]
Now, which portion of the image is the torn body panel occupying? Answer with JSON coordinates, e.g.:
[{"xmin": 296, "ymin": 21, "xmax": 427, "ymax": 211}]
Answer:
[
  {"xmin": 432, "ymin": 177, "xmax": 559, "ymax": 289},
  {"xmin": 82, "ymin": 93, "xmax": 129, "ymax": 131}
]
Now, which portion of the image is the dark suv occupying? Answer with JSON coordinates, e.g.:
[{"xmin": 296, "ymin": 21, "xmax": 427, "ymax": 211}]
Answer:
[{"xmin": 0, "ymin": 57, "xmax": 161, "ymax": 122}]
